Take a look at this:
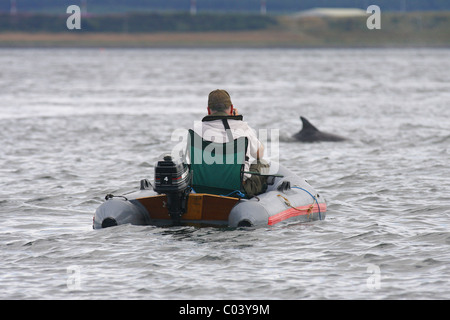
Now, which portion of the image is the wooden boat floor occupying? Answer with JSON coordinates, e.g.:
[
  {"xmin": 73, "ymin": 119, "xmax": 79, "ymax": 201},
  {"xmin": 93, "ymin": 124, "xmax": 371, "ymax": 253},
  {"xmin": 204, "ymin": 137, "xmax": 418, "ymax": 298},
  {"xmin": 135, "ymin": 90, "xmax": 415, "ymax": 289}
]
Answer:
[{"xmin": 137, "ymin": 193, "xmax": 240, "ymax": 222}]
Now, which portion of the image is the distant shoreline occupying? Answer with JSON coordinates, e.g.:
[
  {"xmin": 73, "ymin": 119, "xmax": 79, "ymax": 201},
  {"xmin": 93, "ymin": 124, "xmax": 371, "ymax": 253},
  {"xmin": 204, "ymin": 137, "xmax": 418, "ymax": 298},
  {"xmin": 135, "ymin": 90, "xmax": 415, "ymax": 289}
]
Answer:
[
  {"xmin": 0, "ymin": 31, "xmax": 449, "ymax": 49},
  {"xmin": 1, "ymin": 11, "xmax": 449, "ymax": 48}
]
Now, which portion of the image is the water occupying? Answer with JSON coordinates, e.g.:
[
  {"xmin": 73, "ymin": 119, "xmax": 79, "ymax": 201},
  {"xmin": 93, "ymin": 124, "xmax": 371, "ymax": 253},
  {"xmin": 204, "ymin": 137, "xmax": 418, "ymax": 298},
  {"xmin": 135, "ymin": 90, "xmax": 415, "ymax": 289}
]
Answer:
[{"xmin": 0, "ymin": 48, "xmax": 449, "ymax": 300}]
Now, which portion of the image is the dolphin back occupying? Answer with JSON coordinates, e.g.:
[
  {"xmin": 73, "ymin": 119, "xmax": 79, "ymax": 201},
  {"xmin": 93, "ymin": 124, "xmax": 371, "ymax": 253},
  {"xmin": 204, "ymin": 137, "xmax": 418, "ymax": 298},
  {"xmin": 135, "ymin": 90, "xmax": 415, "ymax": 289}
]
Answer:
[{"xmin": 294, "ymin": 116, "xmax": 347, "ymax": 142}]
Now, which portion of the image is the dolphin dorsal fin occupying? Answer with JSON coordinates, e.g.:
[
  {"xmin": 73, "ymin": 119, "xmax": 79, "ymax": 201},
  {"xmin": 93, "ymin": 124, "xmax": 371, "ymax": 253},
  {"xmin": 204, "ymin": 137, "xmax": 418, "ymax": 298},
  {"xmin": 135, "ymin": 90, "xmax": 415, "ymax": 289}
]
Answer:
[{"xmin": 300, "ymin": 116, "xmax": 319, "ymax": 132}]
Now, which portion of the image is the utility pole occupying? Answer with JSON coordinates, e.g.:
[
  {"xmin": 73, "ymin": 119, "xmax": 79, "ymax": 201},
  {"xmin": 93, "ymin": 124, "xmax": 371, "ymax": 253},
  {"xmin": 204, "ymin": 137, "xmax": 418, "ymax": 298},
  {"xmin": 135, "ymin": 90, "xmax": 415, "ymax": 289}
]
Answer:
[
  {"xmin": 401, "ymin": 0, "xmax": 407, "ymax": 12},
  {"xmin": 10, "ymin": 0, "xmax": 17, "ymax": 15},
  {"xmin": 81, "ymin": 0, "xmax": 88, "ymax": 16},
  {"xmin": 260, "ymin": 0, "xmax": 267, "ymax": 15},
  {"xmin": 190, "ymin": 0, "xmax": 197, "ymax": 15}
]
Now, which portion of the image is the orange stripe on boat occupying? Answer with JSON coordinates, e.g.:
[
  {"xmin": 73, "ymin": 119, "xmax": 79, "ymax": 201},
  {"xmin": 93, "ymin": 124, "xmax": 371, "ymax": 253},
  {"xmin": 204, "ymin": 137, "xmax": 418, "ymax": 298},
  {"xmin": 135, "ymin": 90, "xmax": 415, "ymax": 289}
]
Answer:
[{"xmin": 268, "ymin": 203, "xmax": 327, "ymax": 225}]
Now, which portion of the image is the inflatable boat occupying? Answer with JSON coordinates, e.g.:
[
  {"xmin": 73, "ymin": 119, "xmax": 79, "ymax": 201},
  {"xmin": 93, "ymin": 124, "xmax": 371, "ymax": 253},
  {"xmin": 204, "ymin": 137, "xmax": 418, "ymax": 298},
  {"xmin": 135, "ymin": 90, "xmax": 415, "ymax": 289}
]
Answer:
[{"xmin": 93, "ymin": 155, "xmax": 327, "ymax": 229}]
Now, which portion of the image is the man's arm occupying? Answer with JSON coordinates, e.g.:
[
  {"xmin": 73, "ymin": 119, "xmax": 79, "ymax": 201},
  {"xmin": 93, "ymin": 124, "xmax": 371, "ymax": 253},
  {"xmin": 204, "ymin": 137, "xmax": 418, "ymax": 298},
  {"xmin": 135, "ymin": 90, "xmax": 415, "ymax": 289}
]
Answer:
[{"xmin": 256, "ymin": 143, "xmax": 264, "ymax": 160}]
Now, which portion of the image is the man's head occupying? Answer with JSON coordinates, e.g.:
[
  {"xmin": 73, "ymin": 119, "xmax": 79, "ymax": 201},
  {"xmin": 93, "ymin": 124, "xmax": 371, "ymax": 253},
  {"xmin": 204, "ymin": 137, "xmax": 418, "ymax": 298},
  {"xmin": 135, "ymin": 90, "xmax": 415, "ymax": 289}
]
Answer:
[{"xmin": 208, "ymin": 89, "xmax": 233, "ymax": 114}]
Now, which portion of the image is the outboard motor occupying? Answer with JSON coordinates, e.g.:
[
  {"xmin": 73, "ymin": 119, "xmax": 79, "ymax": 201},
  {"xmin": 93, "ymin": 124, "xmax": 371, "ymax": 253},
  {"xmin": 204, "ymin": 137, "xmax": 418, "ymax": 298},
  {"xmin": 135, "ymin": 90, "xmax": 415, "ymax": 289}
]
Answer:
[{"xmin": 153, "ymin": 155, "xmax": 191, "ymax": 224}]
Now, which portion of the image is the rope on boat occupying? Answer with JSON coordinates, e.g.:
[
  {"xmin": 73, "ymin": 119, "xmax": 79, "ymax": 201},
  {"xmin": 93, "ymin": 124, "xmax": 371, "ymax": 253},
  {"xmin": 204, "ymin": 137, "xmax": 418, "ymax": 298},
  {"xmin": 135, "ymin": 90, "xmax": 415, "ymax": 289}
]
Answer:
[
  {"xmin": 291, "ymin": 186, "xmax": 322, "ymax": 221},
  {"xmin": 221, "ymin": 190, "xmax": 246, "ymax": 198},
  {"xmin": 105, "ymin": 194, "xmax": 128, "ymax": 201},
  {"xmin": 276, "ymin": 194, "xmax": 314, "ymax": 214}
]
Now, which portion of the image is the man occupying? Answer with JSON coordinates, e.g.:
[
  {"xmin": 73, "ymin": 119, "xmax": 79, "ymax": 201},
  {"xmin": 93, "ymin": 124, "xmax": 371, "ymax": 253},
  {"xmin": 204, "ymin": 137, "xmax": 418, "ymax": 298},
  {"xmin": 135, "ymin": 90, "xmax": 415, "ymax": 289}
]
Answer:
[{"xmin": 192, "ymin": 89, "xmax": 268, "ymax": 197}]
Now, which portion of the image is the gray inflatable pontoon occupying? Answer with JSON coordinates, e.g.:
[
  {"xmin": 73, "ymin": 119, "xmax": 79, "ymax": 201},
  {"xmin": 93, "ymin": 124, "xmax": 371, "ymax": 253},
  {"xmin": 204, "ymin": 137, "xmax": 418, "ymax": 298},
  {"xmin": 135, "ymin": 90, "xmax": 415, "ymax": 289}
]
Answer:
[{"xmin": 93, "ymin": 160, "xmax": 326, "ymax": 229}]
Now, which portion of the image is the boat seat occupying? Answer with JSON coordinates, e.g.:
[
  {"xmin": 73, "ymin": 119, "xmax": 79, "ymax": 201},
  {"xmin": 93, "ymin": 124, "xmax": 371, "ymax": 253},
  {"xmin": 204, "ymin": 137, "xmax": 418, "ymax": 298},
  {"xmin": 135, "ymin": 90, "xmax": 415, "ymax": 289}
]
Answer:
[{"xmin": 188, "ymin": 129, "xmax": 248, "ymax": 197}]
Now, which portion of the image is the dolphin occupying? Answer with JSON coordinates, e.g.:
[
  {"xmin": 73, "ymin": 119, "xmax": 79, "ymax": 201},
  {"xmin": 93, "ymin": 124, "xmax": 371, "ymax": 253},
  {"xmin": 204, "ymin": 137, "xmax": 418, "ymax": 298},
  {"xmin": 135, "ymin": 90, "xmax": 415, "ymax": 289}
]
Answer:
[{"xmin": 293, "ymin": 116, "xmax": 347, "ymax": 142}]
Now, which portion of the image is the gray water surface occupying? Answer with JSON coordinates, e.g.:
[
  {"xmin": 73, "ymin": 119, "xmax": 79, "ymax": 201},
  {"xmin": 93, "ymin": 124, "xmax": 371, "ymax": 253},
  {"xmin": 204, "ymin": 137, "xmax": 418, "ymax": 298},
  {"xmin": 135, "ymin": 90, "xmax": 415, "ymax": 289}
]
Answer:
[{"xmin": 0, "ymin": 48, "xmax": 449, "ymax": 299}]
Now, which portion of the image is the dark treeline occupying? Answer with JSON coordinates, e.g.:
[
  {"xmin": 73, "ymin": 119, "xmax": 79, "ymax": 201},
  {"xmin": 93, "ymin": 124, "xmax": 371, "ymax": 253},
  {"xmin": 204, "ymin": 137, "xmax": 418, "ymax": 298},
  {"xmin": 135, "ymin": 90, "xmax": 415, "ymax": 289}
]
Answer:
[
  {"xmin": 0, "ymin": 12, "xmax": 277, "ymax": 33},
  {"xmin": 1, "ymin": 0, "xmax": 450, "ymax": 13}
]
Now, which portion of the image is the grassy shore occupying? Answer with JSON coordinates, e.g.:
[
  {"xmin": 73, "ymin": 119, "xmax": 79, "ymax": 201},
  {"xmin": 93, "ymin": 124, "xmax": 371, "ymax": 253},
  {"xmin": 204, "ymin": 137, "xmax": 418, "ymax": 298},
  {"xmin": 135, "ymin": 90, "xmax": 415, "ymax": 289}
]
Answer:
[
  {"xmin": 1, "ymin": 11, "xmax": 449, "ymax": 48},
  {"xmin": 0, "ymin": 31, "xmax": 309, "ymax": 48}
]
